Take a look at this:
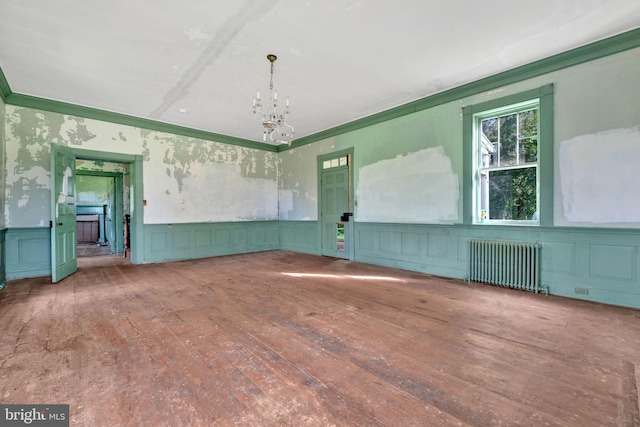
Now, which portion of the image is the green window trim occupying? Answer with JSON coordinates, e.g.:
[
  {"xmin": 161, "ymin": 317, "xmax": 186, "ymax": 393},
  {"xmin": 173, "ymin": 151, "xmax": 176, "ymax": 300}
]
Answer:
[{"xmin": 463, "ymin": 84, "xmax": 554, "ymax": 226}]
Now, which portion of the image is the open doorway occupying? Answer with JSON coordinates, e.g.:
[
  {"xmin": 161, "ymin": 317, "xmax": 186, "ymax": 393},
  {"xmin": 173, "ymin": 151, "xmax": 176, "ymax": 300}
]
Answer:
[
  {"xmin": 75, "ymin": 160, "xmax": 130, "ymax": 260},
  {"xmin": 51, "ymin": 145, "xmax": 143, "ymax": 282}
]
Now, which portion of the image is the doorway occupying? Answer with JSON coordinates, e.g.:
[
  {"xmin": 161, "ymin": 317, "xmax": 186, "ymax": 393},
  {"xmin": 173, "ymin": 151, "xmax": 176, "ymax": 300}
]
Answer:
[
  {"xmin": 318, "ymin": 149, "xmax": 354, "ymax": 260},
  {"xmin": 51, "ymin": 145, "xmax": 144, "ymax": 282},
  {"xmin": 76, "ymin": 167, "xmax": 128, "ymax": 259}
]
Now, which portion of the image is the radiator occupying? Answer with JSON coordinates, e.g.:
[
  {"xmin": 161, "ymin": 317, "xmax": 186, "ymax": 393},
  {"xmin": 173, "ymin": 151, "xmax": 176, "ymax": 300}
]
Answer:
[{"xmin": 469, "ymin": 240, "xmax": 544, "ymax": 294}]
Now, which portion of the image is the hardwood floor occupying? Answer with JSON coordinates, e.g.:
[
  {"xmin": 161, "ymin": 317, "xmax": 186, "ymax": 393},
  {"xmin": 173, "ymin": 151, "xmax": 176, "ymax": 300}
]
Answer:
[{"xmin": 1, "ymin": 250, "xmax": 639, "ymax": 426}]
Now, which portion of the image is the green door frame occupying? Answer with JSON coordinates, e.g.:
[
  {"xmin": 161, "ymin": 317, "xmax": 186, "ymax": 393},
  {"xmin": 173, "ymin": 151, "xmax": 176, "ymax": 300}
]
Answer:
[
  {"xmin": 317, "ymin": 148, "xmax": 355, "ymax": 260},
  {"xmin": 54, "ymin": 147, "xmax": 144, "ymax": 265}
]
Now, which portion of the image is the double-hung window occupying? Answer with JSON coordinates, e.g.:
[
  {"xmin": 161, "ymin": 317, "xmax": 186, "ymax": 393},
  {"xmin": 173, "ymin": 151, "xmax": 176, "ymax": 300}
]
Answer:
[
  {"xmin": 476, "ymin": 101, "xmax": 539, "ymax": 223},
  {"xmin": 463, "ymin": 85, "xmax": 554, "ymax": 226}
]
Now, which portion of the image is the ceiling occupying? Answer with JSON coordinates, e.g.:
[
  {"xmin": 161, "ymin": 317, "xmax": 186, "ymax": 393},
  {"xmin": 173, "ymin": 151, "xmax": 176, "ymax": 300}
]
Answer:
[{"xmin": 1, "ymin": 1, "xmax": 639, "ymax": 146}]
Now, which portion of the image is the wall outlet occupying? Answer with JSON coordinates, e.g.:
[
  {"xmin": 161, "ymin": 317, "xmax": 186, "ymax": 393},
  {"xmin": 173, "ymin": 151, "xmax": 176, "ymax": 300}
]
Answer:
[{"xmin": 574, "ymin": 287, "xmax": 589, "ymax": 295}]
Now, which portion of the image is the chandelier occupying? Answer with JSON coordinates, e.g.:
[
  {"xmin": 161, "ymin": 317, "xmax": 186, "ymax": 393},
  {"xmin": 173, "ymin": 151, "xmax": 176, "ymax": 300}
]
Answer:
[{"xmin": 252, "ymin": 54, "xmax": 294, "ymax": 145}]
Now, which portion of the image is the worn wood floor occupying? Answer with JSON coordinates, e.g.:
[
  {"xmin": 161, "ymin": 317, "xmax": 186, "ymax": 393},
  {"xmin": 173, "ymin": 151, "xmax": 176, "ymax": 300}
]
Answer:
[{"xmin": 1, "ymin": 250, "xmax": 639, "ymax": 426}]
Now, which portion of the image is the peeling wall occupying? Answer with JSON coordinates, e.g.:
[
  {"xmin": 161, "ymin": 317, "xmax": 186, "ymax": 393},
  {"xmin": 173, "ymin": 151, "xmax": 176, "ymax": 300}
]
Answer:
[
  {"xmin": 559, "ymin": 127, "xmax": 640, "ymax": 225},
  {"xmin": 280, "ymin": 46, "xmax": 640, "ymax": 228},
  {"xmin": 4, "ymin": 106, "xmax": 279, "ymax": 227},
  {"xmin": 356, "ymin": 146, "xmax": 458, "ymax": 223},
  {"xmin": 2, "ymin": 46, "xmax": 639, "ymax": 230},
  {"xmin": 0, "ymin": 96, "xmax": 5, "ymax": 229},
  {"xmin": 280, "ymin": 100, "xmax": 464, "ymax": 224},
  {"xmin": 279, "ymin": 139, "xmax": 333, "ymax": 220},
  {"xmin": 142, "ymin": 130, "xmax": 278, "ymax": 223}
]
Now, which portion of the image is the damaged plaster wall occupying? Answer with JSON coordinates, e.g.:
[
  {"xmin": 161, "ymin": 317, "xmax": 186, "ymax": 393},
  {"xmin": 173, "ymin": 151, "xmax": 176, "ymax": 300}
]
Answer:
[
  {"xmin": 0, "ymin": 96, "xmax": 5, "ymax": 230},
  {"xmin": 4, "ymin": 106, "xmax": 279, "ymax": 227},
  {"xmin": 552, "ymin": 47, "xmax": 640, "ymax": 227},
  {"xmin": 559, "ymin": 127, "xmax": 640, "ymax": 224},
  {"xmin": 280, "ymin": 45, "xmax": 640, "ymax": 229},
  {"xmin": 356, "ymin": 146, "xmax": 458, "ymax": 223},
  {"xmin": 143, "ymin": 130, "xmax": 278, "ymax": 223},
  {"xmin": 279, "ymin": 139, "xmax": 333, "ymax": 220},
  {"xmin": 279, "ymin": 101, "xmax": 463, "ymax": 224}
]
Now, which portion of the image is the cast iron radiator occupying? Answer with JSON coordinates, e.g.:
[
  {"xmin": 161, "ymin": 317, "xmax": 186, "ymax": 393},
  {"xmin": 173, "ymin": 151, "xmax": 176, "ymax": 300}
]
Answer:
[{"xmin": 468, "ymin": 240, "xmax": 544, "ymax": 294}]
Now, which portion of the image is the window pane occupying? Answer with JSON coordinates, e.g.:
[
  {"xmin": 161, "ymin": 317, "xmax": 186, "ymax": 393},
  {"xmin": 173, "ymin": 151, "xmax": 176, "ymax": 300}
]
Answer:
[
  {"xmin": 481, "ymin": 118, "xmax": 499, "ymax": 167},
  {"xmin": 339, "ymin": 156, "xmax": 348, "ymax": 166},
  {"xmin": 482, "ymin": 118, "xmax": 499, "ymax": 143},
  {"xmin": 336, "ymin": 223, "xmax": 345, "ymax": 251},
  {"xmin": 323, "ymin": 160, "xmax": 331, "ymax": 169},
  {"xmin": 520, "ymin": 137, "xmax": 538, "ymax": 164},
  {"xmin": 498, "ymin": 114, "xmax": 517, "ymax": 166},
  {"xmin": 519, "ymin": 109, "xmax": 537, "ymax": 137},
  {"xmin": 488, "ymin": 167, "xmax": 537, "ymax": 220}
]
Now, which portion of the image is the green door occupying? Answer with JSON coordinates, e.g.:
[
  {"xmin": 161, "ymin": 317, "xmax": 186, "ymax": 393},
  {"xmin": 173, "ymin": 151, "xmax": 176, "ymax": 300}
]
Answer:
[
  {"xmin": 321, "ymin": 162, "xmax": 350, "ymax": 259},
  {"xmin": 51, "ymin": 145, "xmax": 78, "ymax": 282}
]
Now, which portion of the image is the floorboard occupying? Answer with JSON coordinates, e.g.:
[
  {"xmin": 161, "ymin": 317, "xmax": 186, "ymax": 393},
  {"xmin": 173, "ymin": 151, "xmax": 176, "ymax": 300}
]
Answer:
[{"xmin": 1, "ymin": 250, "xmax": 639, "ymax": 426}]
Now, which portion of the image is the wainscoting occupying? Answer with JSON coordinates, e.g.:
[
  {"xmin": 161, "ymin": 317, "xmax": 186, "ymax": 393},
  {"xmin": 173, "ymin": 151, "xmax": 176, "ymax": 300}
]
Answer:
[
  {"xmin": 5, "ymin": 227, "xmax": 51, "ymax": 280},
  {"xmin": 4, "ymin": 222, "xmax": 640, "ymax": 309},
  {"xmin": 278, "ymin": 220, "xmax": 320, "ymax": 255},
  {"xmin": 0, "ymin": 228, "xmax": 5, "ymax": 287},
  {"xmin": 354, "ymin": 223, "xmax": 640, "ymax": 310},
  {"xmin": 143, "ymin": 221, "xmax": 280, "ymax": 263}
]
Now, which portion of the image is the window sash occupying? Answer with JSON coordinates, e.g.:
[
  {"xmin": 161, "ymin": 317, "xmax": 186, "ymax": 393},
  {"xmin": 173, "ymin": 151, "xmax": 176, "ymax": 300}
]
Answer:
[{"xmin": 474, "ymin": 102, "xmax": 540, "ymax": 224}]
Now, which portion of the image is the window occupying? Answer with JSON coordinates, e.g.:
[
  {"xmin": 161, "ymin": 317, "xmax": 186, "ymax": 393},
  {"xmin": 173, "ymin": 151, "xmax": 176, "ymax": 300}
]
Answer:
[
  {"xmin": 322, "ymin": 155, "xmax": 348, "ymax": 170},
  {"xmin": 462, "ymin": 85, "xmax": 554, "ymax": 226},
  {"xmin": 476, "ymin": 101, "xmax": 539, "ymax": 223}
]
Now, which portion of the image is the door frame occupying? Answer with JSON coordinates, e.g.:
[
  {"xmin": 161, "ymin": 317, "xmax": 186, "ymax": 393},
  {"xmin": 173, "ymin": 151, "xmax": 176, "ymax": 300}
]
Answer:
[
  {"xmin": 76, "ymin": 170, "xmax": 125, "ymax": 254},
  {"xmin": 51, "ymin": 146, "xmax": 144, "ymax": 267},
  {"xmin": 317, "ymin": 148, "xmax": 355, "ymax": 260}
]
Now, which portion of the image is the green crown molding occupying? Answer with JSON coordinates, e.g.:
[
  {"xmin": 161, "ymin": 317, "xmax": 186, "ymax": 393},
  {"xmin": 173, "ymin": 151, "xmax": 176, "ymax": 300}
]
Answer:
[
  {"xmin": 283, "ymin": 27, "xmax": 640, "ymax": 151},
  {"xmin": 2, "ymin": 27, "xmax": 639, "ymax": 153},
  {"xmin": 0, "ymin": 67, "xmax": 11, "ymax": 102},
  {"xmin": 3, "ymin": 92, "xmax": 277, "ymax": 152}
]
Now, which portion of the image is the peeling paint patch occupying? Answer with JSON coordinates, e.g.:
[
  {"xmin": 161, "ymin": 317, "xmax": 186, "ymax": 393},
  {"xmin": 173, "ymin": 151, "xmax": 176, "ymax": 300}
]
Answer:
[
  {"xmin": 64, "ymin": 117, "xmax": 97, "ymax": 145},
  {"xmin": 560, "ymin": 127, "xmax": 640, "ymax": 223},
  {"xmin": 356, "ymin": 146, "xmax": 459, "ymax": 223}
]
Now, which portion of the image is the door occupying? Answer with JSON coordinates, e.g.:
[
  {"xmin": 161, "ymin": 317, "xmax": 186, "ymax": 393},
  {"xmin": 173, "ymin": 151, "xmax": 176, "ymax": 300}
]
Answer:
[
  {"xmin": 320, "ymin": 154, "xmax": 351, "ymax": 259},
  {"xmin": 51, "ymin": 145, "xmax": 78, "ymax": 282}
]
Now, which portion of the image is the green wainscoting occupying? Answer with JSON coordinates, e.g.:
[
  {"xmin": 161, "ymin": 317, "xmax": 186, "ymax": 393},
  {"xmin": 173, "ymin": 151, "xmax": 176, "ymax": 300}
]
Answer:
[
  {"xmin": 5, "ymin": 227, "xmax": 51, "ymax": 280},
  {"xmin": 143, "ymin": 221, "xmax": 280, "ymax": 263},
  {"xmin": 4, "ymin": 222, "xmax": 639, "ymax": 310},
  {"xmin": 0, "ymin": 229, "xmax": 5, "ymax": 288},
  {"xmin": 354, "ymin": 223, "xmax": 640, "ymax": 309},
  {"xmin": 278, "ymin": 220, "xmax": 320, "ymax": 255}
]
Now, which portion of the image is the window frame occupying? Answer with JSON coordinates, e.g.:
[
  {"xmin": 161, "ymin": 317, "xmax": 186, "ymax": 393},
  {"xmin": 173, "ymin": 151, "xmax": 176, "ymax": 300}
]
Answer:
[
  {"xmin": 475, "ymin": 99, "xmax": 540, "ymax": 225},
  {"xmin": 462, "ymin": 84, "xmax": 554, "ymax": 226}
]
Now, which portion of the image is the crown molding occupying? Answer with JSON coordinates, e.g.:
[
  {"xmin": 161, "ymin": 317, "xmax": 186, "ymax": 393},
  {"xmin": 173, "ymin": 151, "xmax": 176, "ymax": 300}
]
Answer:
[
  {"xmin": 285, "ymin": 27, "xmax": 640, "ymax": 151},
  {"xmin": 0, "ymin": 67, "xmax": 11, "ymax": 102},
  {"xmin": 4, "ymin": 93, "xmax": 276, "ymax": 152}
]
